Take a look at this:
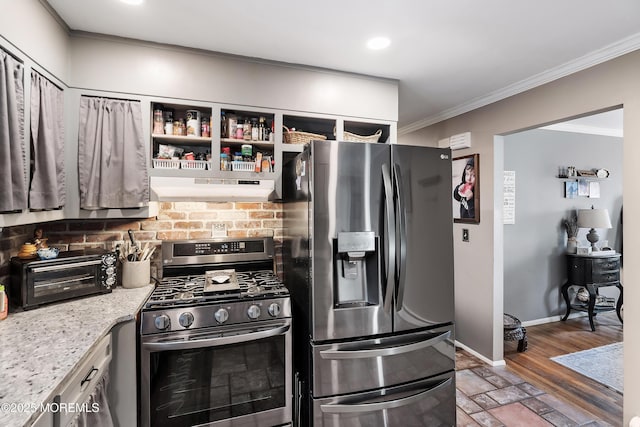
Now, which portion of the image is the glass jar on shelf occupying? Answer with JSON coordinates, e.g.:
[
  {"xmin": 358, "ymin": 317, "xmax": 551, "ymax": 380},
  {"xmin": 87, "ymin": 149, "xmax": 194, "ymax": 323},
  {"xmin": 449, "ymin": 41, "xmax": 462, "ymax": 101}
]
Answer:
[
  {"xmin": 251, "ymin": 118, "xmax": 259, "ymax": 141},
  {"xmin": 201, "ymin": 117, "xmax": 210, "ymax": 137},
  {"xmin": 220, "ymin": 153, "xmax": 229, "ymax": 171},
  {"xmin": 153, "ymin": 108, "xmax": 164, "ymax": 134},
  {"xmin": 235, "ymin": 119, "xmax": 244, "ymax": 140},
  {"xmin": 243, "ymin": 120, "xmax": 252, "ymax": 141}
]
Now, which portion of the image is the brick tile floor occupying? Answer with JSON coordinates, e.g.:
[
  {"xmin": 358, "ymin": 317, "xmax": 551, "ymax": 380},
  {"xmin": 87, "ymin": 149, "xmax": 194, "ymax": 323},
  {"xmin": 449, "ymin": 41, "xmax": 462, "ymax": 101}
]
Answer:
[{"xmin": 455, "ymin": 350, "xmax": 613, "ymax": 427}]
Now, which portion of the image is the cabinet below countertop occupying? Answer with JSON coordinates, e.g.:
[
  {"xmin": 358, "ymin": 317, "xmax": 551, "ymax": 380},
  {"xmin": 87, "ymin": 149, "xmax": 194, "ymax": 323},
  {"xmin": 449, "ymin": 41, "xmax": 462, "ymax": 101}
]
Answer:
[{"xmin": 0, "ymin": 286, "xmax": 154, "ymax": 427}]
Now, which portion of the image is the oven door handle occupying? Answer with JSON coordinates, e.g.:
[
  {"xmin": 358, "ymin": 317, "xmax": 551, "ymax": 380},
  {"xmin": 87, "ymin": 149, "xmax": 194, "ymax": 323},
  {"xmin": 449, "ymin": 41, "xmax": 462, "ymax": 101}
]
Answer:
[
  {"xmin": 143, "ymin": 323, "xmax": 290, "ymax": 351},
  {"xmin": 31, "ymin": 259, "xmax": 102, "ymax": 273}
]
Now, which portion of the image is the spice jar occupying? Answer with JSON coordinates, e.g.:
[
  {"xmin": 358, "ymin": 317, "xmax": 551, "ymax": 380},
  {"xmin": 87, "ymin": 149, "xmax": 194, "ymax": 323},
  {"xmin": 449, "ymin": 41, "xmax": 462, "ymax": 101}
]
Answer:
[
  {"xmin": 201, "ymin": 117, "xmax": 210, "ymax": 138},
  {"xmin": 220, "ymin": 153, "xmax": 228, "ymax": 171},
  {"xmin": 241, "ymin": 144, "xmax": 253, "ymax": 161},
  {"xmin": 243, "ymin": 120, "xmax": 252, "ymax": 141},
  {"xmin": 153, "ymin": 109, "xmax": 164, "ymax": 134},
  {"xmin": 235, "ymin": 120, "xmax": 244, "ymax": 140}
]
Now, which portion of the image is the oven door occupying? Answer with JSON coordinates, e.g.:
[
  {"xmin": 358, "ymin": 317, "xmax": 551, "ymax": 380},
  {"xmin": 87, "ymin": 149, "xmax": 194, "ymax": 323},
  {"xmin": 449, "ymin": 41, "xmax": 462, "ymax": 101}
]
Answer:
[
  {"xmin": 26, "ymin": 258, "xmax": 108, "ymax": 309},
  {"xmin": 140, "ymin": 319, "xmax": 292, "ymax": 427}
]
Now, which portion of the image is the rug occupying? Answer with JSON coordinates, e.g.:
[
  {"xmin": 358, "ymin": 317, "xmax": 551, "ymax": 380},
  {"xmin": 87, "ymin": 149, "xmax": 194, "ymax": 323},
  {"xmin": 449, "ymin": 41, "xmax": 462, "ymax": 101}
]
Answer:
[{"xmin": 551, "ymin": 342, "xmax": 623, "ymax": 394}]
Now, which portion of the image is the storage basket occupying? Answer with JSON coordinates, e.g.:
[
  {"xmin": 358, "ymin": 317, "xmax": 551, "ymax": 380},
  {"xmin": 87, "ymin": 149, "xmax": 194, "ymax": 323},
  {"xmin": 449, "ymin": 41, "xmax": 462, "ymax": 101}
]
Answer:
[
  {"xmin": 343, "ymin": 129, "xmax": 383, "ymax": 143},
  {"xmin": 180, "ymin": 160, "xmax": 208, "ymax": 170},
  {"xmin": 232, "ymin": 161, "xmax": 256, "ymax": 172},
  {"xmin": 283, "ymin": 126, "xmax": 327, "ymax": 145},
  {"xmin": 153, "ymin": 158, "xmax": 180, "ymax": 169}
]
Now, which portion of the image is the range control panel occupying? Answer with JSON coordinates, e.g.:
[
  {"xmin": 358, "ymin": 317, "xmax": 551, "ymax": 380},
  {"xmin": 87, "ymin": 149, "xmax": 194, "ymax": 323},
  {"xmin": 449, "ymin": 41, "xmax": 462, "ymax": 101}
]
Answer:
[
  {"xmin": 163, "ymin": 237, "xmax": 275, "ymax": 268},
  {"xmin": 174, "ymin": 239, "xmax": 264, "ymax": 256}
]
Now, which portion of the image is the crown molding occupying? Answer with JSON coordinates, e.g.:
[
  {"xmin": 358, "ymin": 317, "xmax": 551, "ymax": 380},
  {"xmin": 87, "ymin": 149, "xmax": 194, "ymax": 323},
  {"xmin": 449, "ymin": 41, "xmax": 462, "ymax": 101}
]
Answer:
[{"xmin": 399, "ymin": 32, "xmax": 640, "ymax": 136}]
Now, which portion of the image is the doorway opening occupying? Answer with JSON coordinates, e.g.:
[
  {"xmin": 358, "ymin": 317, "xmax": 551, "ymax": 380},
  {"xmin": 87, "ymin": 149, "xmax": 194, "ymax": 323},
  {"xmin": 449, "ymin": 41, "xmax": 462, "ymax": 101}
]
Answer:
[{"xmin": 497, "ymin": 107, "xmax": 623, "ymax": 424}]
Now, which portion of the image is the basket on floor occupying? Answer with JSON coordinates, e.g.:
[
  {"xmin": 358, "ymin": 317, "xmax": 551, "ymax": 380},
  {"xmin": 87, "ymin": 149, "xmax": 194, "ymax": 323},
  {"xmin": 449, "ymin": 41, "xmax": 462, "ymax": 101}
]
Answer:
[
  {"xmin": 343, "ymin": 129, "xmax": 382, "ymax": 143},
  {"xmin": 283, "ymin": 126, "xmax": 327, "ymax": 145},
  {"xmin": 503, "ymin": 313, "xmax": 528, "ymax": 352}
]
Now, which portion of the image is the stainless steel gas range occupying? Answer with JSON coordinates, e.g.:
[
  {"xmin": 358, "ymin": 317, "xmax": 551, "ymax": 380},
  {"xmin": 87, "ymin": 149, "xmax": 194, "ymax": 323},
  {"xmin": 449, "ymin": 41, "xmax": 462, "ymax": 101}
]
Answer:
[{"xmin": 139, "ymin": 237, "xmax": 292, "ymax": 427}]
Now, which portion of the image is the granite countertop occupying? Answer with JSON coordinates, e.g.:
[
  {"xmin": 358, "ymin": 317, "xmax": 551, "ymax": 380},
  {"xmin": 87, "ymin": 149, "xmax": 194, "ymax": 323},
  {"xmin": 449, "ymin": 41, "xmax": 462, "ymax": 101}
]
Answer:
[{"xmin": 0, "ymin": 286, "xmax": 154, "ymax": 427}]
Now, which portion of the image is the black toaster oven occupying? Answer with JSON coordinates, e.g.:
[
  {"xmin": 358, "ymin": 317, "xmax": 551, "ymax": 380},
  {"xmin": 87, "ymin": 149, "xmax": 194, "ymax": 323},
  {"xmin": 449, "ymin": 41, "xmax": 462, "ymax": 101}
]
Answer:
[{"xmin": 9, "ymin": 249, "xmax": 117, "ymax": 310}]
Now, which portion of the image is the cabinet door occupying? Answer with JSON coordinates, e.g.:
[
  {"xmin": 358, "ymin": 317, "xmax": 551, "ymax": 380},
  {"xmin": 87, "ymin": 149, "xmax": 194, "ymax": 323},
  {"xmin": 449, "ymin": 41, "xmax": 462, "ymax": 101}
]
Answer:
[
  {"xmin": 567, "ymin": 257, "xmax": 585, "ymax": 284},
  {"xmin": 31, "ymin": 409, "xmax": 54, "ymax": 427}
]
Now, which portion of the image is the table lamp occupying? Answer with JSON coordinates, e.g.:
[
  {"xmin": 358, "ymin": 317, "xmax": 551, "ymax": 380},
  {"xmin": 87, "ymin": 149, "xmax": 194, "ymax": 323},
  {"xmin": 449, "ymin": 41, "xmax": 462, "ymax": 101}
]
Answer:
[{"xmin": 577, "ymin": 206, "xmax": 612, "ymax": 251}]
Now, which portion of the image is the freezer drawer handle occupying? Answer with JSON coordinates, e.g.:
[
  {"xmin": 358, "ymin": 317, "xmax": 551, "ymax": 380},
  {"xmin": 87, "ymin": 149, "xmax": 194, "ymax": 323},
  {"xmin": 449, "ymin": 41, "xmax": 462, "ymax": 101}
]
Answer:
[
  {"xmin": 143, "ymin": 323, "xmax": 290, "ymax": 351},
  {"xmin": 320, "ymin": 377, "xmax": 452, "ymax": 414},
  {"xmin": 320, "ymin": 330, "xmax": 451, "ymax": 359}
]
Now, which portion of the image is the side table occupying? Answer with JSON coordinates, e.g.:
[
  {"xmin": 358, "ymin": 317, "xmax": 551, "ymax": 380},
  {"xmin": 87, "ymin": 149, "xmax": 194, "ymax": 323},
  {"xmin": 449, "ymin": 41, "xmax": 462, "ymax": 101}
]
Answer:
[{"xmin": 561, "ymin": 253, "xmax": 623, "ymax": 331}]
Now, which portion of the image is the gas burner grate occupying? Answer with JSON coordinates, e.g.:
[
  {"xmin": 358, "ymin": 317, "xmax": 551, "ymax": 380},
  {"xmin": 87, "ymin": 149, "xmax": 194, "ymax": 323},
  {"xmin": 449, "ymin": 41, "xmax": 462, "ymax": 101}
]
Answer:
[{"xmin": 144, "ymin": 269, "xmax": 288, "ymax": 310}]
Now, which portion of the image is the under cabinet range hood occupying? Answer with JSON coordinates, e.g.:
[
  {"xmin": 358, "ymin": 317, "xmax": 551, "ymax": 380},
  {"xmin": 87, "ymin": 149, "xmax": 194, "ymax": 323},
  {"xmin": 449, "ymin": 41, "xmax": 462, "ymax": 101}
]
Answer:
[{"xmin": 150, "ymin": 177, "xmax": 276, "ymax": 202}]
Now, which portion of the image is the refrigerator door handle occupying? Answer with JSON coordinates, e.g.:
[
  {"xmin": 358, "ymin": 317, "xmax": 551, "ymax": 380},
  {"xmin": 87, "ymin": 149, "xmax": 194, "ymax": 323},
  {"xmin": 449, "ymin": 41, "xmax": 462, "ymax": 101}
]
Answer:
[
  {"xmin": 392, "ymin": 163, "xmax": 407, "ymax": 310},
  {"xmin": 319, "ymin": 377, "xmax": 452, "ymax": 414},
  {"xmin": 319, "ymin": 330, "xmax": 451, "ymax": 359},
  {"xmin": 382, "ymin": 163, "xmax": 396, "ymax": 314}
]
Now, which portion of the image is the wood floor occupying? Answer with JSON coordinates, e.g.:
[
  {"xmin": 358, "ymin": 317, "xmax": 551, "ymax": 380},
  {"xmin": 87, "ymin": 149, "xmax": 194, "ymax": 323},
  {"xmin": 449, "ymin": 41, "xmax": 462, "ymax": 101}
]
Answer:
[{"xmin": 503, "ymin": 311, "xmax": 623, "ymax": 426}]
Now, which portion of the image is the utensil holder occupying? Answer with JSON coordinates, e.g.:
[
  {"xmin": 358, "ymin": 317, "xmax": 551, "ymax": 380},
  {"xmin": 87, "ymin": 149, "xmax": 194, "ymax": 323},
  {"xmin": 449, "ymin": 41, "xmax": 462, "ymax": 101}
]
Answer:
[{"xmin": 121, "ymin": 259, "xmax": 150, "ymax": 289}]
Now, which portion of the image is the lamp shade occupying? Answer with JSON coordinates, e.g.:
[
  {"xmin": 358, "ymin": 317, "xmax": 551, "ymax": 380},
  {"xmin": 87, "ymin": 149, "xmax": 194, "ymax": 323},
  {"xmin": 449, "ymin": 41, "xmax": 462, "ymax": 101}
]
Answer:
[{"xmin": 577, "ymin": 208, "xmax": 612, "ymax": 229}]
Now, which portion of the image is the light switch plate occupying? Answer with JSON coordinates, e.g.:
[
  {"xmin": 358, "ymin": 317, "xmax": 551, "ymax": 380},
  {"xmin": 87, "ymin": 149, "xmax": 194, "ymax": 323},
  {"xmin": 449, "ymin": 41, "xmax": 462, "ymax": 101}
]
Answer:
[
  {"xmin": 462, "ymin": 228, "xmax": 469, "ymax": 242},
  {"xmin": 212, "ymin": 223, "xmax": 227, "ymax": 237}
]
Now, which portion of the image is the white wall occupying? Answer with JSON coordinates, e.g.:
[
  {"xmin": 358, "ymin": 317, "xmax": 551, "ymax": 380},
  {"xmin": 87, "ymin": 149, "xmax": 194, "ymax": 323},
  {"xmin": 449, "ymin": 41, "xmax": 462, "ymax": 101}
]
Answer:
[
  {"xmin": 400, "ymin": 50, "xmax": 640, "ymax": 425},
  {"xmin": 68, "ymin": 34, "xmax": 398, "ymax": 122},
  {"xmin": 0, "ymin": 0, "xmax": 70, "ymax": 81}
]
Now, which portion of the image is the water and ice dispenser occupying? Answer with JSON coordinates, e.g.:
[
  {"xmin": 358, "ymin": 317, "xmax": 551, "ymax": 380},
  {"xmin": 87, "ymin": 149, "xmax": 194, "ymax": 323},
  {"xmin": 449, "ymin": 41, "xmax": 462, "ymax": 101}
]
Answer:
[{"xmin": 333, "ymin": 232, "xmax": 379, "ymax": 307}]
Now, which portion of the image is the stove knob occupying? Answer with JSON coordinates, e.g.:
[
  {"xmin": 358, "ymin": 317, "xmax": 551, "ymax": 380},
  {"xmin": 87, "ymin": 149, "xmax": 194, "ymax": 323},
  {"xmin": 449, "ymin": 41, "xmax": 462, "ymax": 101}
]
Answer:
[
  {"xmin": 247, "ymin": 305, "xmax": 261, "ymax": 320},
  {"xmin": 154, "ymin": 314, "xmax": 170, "ymax": 330},
  {"xmin": 215, "ymin": 308, "xmax": 229, "ymax": 324},
  {"xmin": 179, "ymin": 312, "xmax": 194, "ymax": 328},
  {"xmin": 268, "ymin": 303, "xmax": 281, "ymax": 317}
]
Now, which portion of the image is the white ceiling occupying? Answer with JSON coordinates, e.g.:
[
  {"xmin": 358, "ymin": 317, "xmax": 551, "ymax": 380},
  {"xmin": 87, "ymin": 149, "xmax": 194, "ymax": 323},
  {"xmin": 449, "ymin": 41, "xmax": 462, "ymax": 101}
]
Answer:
[
  {"xmin": 45, "ymin": 0, "xmax": 640, "ymax": 132},
  {"xmin": 541, "ymin": 109, "xmax": 623, "ymax": 137}
]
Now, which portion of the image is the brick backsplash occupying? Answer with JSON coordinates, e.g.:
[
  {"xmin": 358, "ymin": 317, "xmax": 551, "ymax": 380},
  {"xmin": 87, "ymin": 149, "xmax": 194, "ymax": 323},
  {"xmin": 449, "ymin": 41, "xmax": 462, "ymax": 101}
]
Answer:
[{"xmin": 0, "ymin": 202, "xmax": 283, "ymax": 286}]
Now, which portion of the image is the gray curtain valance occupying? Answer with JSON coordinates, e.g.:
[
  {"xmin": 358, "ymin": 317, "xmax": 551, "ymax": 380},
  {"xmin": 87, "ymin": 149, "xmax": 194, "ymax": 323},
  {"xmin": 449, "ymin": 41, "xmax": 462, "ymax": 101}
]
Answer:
[
  {"xmin": 0, "ymin": 48, "xmax": 27, "ymax": 212},
  {"xmin": 78, "ymin": 97, "xmax": 149, "ymax": 209}
]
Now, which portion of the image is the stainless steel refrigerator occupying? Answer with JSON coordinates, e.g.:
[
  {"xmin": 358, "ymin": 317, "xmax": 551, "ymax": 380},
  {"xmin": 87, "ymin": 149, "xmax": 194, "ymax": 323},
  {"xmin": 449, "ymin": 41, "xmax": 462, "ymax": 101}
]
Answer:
[{"xmin": 283, "ymin": 140, "xmax": 456, "ymax": 427}]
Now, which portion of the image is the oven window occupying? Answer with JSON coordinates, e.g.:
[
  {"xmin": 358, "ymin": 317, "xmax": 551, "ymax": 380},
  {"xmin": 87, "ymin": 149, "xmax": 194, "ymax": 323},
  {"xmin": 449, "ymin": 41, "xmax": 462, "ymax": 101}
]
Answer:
[
  {"xmin": 149, "ymin": 335, "xmax": 286, "ymax": 426},
  {"xmin": 33, "ymin": 275, "xmax": 96, "ymax": 298}
]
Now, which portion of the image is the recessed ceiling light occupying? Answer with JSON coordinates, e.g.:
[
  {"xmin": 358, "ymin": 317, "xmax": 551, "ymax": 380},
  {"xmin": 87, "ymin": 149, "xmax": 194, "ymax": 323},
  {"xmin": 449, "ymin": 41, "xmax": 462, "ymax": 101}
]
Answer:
[
  {"xmin": 120, "ymin": 0, "xmax": 144, "ymax": 5},
  {"xmin": 367, "ymin": 37, "xmax": 391, "ymax": 50}
]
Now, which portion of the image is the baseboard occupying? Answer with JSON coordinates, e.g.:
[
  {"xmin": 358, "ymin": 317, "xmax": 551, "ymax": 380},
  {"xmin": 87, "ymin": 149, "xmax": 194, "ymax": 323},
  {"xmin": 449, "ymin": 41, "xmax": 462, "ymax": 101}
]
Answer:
[
  {"xmin": 456, "ymin": 313, "xmax": 589, "ymax": 368},
  {"xmin": 521, "ymin": 312, "xmax": 587, "ymax": 328},
  {"xmin": 455, "ymin": 340, "xmax": 506, "ymax": 367}
]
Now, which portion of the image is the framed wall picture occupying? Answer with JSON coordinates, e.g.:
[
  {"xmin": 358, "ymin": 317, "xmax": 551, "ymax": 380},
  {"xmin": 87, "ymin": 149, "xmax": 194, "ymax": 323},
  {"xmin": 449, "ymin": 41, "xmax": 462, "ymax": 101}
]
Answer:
[
  {"xmin": 565, "ymin": 181, "xmax": 578, "ymax": 199},
  {"xmin": 452, "ymin": 153, "xmax": 480, "ymax": 223}
]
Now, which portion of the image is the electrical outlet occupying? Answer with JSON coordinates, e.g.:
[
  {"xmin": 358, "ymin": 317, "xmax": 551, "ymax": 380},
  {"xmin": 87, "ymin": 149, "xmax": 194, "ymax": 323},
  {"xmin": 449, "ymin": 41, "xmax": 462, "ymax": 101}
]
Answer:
[
  {"xmin": 212, "ymin": 223, "xmax": 227, "ymax": 237},
  {"xmin": 462, "ymin": 228, "xmax": 469, "ymax": 242}
]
